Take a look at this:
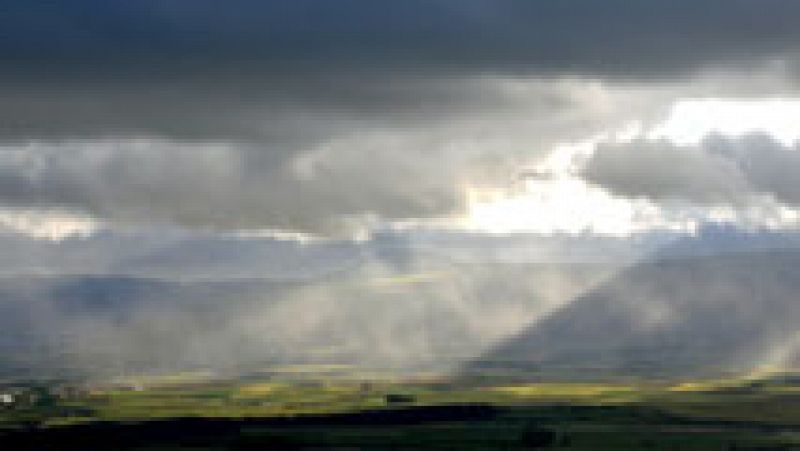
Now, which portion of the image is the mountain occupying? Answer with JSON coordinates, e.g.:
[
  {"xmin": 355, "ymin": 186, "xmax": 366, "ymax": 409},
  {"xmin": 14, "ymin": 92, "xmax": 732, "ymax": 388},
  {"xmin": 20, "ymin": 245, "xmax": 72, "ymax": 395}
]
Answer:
[
  {"xmin": 465, "ymin": 245, "xmax": 800, "ymax": 380},
  {"xmin": 4, "ymin": 228, "xmax": 800, "ymax": 381}
]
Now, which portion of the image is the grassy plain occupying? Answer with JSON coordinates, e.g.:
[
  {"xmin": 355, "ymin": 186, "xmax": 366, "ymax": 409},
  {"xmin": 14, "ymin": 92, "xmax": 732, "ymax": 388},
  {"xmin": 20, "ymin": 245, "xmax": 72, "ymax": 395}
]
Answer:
[{"xmin": 3, "ymin": 367, "xmax": 800, "ymax": 449}]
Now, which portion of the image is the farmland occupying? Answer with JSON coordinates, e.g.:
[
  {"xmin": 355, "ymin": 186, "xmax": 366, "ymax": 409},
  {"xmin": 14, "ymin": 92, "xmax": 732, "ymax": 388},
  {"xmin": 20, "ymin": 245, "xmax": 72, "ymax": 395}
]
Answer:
[{"xmin": 3, "ymin": 368, "xmax": 800, "ymax": 449}]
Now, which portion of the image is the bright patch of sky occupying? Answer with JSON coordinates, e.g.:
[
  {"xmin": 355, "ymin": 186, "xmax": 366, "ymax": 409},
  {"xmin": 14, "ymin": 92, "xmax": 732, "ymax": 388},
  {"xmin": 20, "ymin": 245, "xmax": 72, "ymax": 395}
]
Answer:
[
  {"xmin": 649, "ymin": 99, "xmax": 800, "ymax": 146},
  {"xmin": 460, "ymin": 98, "xmax": 800, "ymax": 236},
  {"xmin": 0, "ymin": 209, "xmax": 103, "ymax": 241}
]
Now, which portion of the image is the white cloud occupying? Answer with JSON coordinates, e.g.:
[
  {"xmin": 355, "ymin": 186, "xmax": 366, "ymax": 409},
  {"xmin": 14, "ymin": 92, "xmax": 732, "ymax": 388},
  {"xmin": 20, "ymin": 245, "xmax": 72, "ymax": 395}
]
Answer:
[{"xmin": 0, "ymin": 209, "xmax": 102, "ymax": 241}]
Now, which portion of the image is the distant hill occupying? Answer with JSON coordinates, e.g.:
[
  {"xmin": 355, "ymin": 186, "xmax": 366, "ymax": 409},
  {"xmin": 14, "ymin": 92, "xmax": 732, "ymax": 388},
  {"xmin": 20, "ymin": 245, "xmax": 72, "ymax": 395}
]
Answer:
[
  {"xmin": 3, "ymin": 229, "xmax": 800, "ymax": 381},
  {"xmin": 465, "ymin": 248, "xmax": 800, "ymax": 380}
]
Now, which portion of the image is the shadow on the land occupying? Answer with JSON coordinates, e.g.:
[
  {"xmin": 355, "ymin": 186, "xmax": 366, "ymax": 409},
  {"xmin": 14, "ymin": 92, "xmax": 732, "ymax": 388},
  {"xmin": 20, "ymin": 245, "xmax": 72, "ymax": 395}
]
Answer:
[{"xmin": 1, "ymin": 404, "xmax": 498, "ymax": 450}]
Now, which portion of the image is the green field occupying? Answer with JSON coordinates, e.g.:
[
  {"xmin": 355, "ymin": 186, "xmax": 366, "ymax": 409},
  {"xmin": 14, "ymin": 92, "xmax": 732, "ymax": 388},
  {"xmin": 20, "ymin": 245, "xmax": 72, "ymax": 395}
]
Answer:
[{"xmin": 3, "ymin": 369, "xmax": 800, "ymax": 449}]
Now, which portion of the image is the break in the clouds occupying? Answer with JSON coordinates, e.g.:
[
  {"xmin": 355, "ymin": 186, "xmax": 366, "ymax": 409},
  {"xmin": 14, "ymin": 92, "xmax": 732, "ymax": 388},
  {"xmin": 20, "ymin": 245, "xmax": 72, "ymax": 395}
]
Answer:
[{"xmin": 2, "ymin": 0, "xmax": 800, "ymax": 235}]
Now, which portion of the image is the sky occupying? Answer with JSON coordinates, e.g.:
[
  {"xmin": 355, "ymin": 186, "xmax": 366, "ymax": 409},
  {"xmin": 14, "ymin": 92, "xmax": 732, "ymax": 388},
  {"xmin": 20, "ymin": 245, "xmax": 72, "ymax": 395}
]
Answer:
[{"xmin": 2, "ymin": 1, "xmax": 800, "ymax": 378}]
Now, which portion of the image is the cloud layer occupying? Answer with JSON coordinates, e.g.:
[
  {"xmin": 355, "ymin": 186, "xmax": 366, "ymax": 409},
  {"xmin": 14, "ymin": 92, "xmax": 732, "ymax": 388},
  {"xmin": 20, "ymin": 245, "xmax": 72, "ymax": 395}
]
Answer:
[
  {"xmin": 2, "ymin": 1, "xmax": 800, "ymax": 234},
  {"xmin": 583, "ymin": 134, "xmax": 800, "ymax": 209},
  {"xmin": 0, "ymin": 79, "xmax": 681, "ymax": 234},
  {"xmin": 4, "ymin": 1, "xmax": 800, "ymax": 78}
]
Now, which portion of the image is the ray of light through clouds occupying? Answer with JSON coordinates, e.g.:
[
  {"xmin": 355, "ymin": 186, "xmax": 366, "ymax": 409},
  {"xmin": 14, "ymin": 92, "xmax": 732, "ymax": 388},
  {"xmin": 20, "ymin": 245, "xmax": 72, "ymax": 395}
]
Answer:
[{"xmin": 3, "ymin": 0, "xmax": 800, "ymax": 380}]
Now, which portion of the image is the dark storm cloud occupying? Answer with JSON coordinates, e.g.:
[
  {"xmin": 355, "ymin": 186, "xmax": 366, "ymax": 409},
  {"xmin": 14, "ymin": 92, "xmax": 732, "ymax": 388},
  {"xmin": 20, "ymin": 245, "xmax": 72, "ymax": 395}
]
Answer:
[
  {"xmin": 1, "ymin": 0, "xmax": 799, "ymax": 233},
  {"xmin": 0, "ymin": 0, "xmax": 797, "ymax": 142},
  {"xmin": 2, "ymin": 0, "xmax": 799, "ymax": 141},
  {"xmin": 583, "ymin": 134, "xmax": 800, "ymax": 207},
  {"xmin": 2, "ymin": 0, "xmax": 800, "ymax": 77}
]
